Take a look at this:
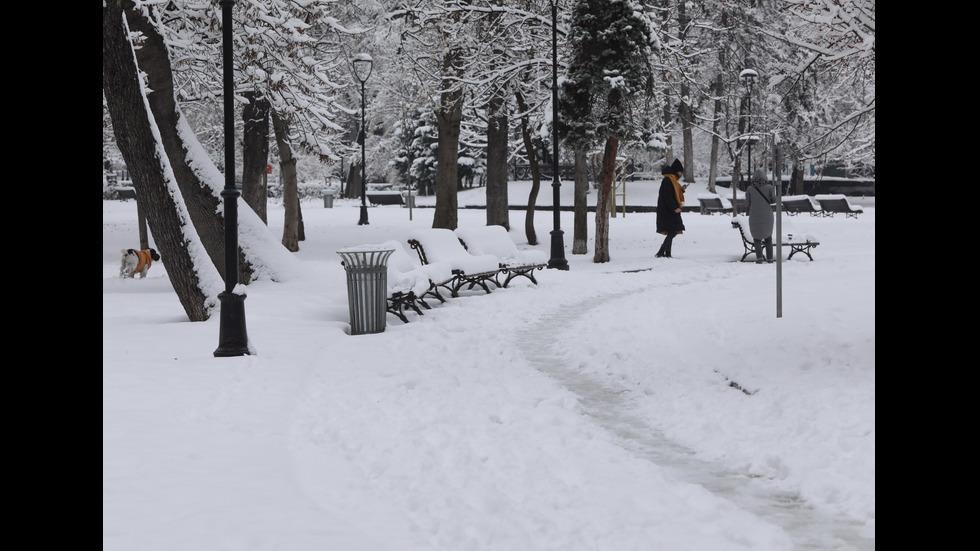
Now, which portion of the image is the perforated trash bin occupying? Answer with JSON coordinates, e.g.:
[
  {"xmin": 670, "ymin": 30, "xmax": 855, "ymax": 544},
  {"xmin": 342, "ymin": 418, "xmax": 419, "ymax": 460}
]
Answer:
[
  {"xmin": 323, "ymin": 191, "xmax": 335, "ymax": 208},
  {"xmin": 337, "ymin": 246, "xmax": 394, "ymax": 335}
]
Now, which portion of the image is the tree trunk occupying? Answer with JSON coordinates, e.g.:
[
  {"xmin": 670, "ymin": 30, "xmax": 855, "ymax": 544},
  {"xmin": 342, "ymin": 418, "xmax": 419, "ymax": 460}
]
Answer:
[
  {"xmin": 593, "ymin": 137, "xmax": 618, "ymax": 263},
  {"xmin": 678, "ymin": 2, "xmax": 694, "ymax": 183},
  {"xmin": 708, "ymin": 74, "xmax": 722, "ymax": 194},
  {"xmin": 137, "ymin": 197, "xmax": 149, "ymax": 250},
  {"xmin": 242, "ymin": 91, "xmax": 270, "ymax": 224},
  {"xmin": 296, "ymin": 198, "xmax": 305, "ymax": 242},
  {"xmin": 516, "ymin": 90, "xmax": 540, "ymax": 246},
  {"xmin": 572, "ymin": 149, "xmax": 589, "ymax": 254},
  {"xmin": 792, "ymin": 162, "xmax": 805, "ymax": 195},
  {"xmin": 731, "ymin": 153, "xmax": 742, "ymax": 216},
  {"xmin": 485, "ymin": 91, "xmax": 510, "ymax": 229},
  {"xmin": 271, "ymin": 110, "xmax": 299, "ymax": 252},
  {"xmin": 123, "ymin": 2, "xmax": 233, "ymax": 281},
  {"xmin": 433, "ymin": 92, "xmax": 462, "ymax": 230},
  {"xmin": 346, "ymin": 158, "xmax": 362, "ymax": 199},
  {"xmin": 661, "ymin": 79, "xmax": 673, "ymax": 162},
  {"xmin": 104, "ymin": 0, "xmax": 214, "ymax": 321},
  {"xmin": 680, "ymin": 82, "xmax": 694, "ymax": 183}
]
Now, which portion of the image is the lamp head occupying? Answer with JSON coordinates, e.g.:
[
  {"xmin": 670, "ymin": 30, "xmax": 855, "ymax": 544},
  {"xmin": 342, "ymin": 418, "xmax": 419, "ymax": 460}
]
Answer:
[
  {"xmin": 739, "ymin": 68, "xmax": 759, "ymax": 87},
  {"xmin": 352, "ymin": 53, "xmax": 374, "ymax": 84}
]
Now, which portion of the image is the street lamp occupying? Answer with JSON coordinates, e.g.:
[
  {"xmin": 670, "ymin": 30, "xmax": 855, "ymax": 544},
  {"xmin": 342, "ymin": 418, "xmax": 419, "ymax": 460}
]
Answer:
[
  {"xmin": 739, "ymin": 68, "xmax": 758, "ymax": 183},
  {"xmin": 352, "ymin": 53, "xmax": 373, "ymax": 226},
  {"xmin": 548, "ymin": 0, "xmax": 568, "ymax": 270},
  {"xmin": 214, "ymin": 0, "xmax": 249, "ymax": 357}
]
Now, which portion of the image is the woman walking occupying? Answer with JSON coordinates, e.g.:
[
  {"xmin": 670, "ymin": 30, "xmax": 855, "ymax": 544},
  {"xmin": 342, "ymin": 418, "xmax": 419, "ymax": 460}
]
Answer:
[{"xmin": 655, "ymin": 158, "xmax": 688, "ymax": 258}]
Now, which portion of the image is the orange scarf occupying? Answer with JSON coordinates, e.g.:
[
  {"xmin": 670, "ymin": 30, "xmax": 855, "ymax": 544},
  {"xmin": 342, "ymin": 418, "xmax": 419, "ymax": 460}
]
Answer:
[{"xmin": 666, "ymin": 173, "xmax": 684, "ymax": 206}]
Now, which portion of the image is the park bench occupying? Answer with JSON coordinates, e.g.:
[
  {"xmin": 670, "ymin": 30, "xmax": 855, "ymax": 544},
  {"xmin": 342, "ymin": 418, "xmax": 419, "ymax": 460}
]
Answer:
[
  {"xmin": 455, "ymin": 226, "xmax": 548, "ymax": 287},
  {"xmin": 378, "ymin": 240, "xmax": 453, "ymax": 323},
  {"xmin": 781, "ymin": 195, "xmax": 822, "ymax": 216},
  {"xmin": 731, "ymin": 216, "xmax": 819, "ymax": 262},
  {"xmin": 731, "ymin": 196, "xmax": 749, "ymax": 215},
  {"xmin": 366, "ymin": 191, "xmax": 405, "ymax": 205},
  {"xmin": 408, "ymin": 228, "xmax": 503, "ymax": 297},
  {"xmin": 697, "ymin": 194, "xmax": 730, "ymax": 215},
  {"xmin": 815, "ymin": 194, "xmax": 864, "ymax": 218}
]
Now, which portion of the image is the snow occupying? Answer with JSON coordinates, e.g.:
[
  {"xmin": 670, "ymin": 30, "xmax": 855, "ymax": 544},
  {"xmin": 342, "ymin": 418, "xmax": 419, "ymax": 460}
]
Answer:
[{"xmin": 103, "ymin": 179, "xmax": 874, "ymax": 551}]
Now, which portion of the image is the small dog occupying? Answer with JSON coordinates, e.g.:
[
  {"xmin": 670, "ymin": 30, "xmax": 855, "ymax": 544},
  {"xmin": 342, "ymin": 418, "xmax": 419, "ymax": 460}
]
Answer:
[{"xmin": 120, "ymin": 248, "xmax": 161, "ymax": 279}]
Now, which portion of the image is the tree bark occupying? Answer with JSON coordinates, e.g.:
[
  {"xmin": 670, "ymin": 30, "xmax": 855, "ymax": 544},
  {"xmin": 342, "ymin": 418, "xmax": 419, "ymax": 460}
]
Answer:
[
  {"xmin": 272, "ymin": 110, "xmax": 300, "ymax": 252},
  {"xmin": 433, "ymin": 92, "xmax": 462, "ymax": 230},
  {"xmin": 708, "ymin": 74, "xmax": 723, "ymax": 194},
  {"xmin": 678, "ymin": 1, "xmax": 694, "ymax": 183},
  {"xmin": 515, "ymin": 91, "xmax": 540, "ymax": 245},
  {"xmin": 572, "ymin": 149, "xmax": 589, "ymax": 254},
  {"xmin": 346, "ymin": 158, "xmax": 362, "ymax": 199},
  {"xmin": 104, "ymin": 0, "xmax": 212, "ymax": 321},
  {"xmin": 792, "ymin": 162, "xmax": 805, "ymax": 195},
  {"xmin": 593, "ymin": 137, "xmax": 618, "ymax": 263},
  {"xmin": 680, "ymin": 81, "xmax": 694, "ymax": 183},
  {"xmin": 123, "ymin": 2, "xmax": 233, "ymax": 281},
  {"xmin": 485, "ymin": 91, "xmax": 510, "ymax": 230},
  {"xmin": 137, "ymin": 198, "xmax": 149, "ymax": 250},
  {"xmin": 242, "ymin": 91, "xmax": 270, "ymax": 224}
]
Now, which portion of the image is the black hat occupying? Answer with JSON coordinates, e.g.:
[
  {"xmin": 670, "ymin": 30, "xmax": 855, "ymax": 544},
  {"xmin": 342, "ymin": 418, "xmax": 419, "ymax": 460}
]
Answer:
[{"xmin": 670, "ymin": 158, "xmax": 684, "ymax": 174}]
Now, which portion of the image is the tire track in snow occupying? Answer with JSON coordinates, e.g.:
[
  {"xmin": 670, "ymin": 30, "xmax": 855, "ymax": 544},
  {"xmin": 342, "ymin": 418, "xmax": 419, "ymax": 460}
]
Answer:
[{"xmin": 517, "ymin": 284, "xmax": 873, "ymax": 551}]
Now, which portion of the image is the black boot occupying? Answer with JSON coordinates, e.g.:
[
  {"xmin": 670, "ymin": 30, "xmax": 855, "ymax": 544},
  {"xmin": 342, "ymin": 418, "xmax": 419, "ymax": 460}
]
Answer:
[{"xmin": 657, "ymin": 233, "xmax": 675, "ymax": 258}]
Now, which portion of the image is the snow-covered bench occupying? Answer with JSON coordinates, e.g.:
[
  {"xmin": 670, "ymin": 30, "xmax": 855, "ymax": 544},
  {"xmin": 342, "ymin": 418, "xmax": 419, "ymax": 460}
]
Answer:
[
  {"xmin": 815, "ymin": 194, "xmax": 864, "ymax": 218},
  {"xmin": 379, "ymin": 240, "xmax": 453, "ymax": 322},
  {"xmin": 407, "ymin": 228, "xmax": 502, "ymax": 297},
  {"xmin": 366, "ymin": 191, "xmax": 404, "ymax": 205},
  {"xmin": 731, "ymin": 216, "xmax": 820, "ymax": 262},
  {"xmin": 697, "ymin": 193, "xmax": 730, "ymax": 215},
  {"xmin": 455, "ymin": 225, "xmax": 548, "ymax": 287},
  {"xmin": 781, "ymin": 195, "xmax": 822, "ymax": 216}
]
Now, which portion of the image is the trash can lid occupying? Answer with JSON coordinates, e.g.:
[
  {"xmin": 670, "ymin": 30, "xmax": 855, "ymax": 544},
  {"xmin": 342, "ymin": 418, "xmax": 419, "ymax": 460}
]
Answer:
[
  {"xmin": 337, "ymin": 245, "xmax": 395, "ymax": 267},
  {"xmin": 337, "ymin": 244, "xmax": 396, "ymax": 254}
]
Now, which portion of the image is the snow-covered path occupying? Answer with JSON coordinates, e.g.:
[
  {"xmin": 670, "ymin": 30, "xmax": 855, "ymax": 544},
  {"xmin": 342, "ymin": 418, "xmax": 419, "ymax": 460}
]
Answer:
[{"xmin": 517, "ymin": 273, "xmax": 875, "ymax": 551}]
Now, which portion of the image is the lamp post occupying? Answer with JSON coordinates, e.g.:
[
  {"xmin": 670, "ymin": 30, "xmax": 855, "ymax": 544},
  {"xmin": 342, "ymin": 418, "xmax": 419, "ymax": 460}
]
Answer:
[
  {"xmin": 353, "ymin": 53, "xmax": 373, "ymax": 226},
  {"xmin": 548, "ymin": 0, "xmax": 568, "ymax": 270},
  {"xmin": 214, "ymin": 0, "xmax": 249, "ymax": 357},
  {"xmin": 739, "ymin": 68, "xmax": 758, "ymax": 182}
]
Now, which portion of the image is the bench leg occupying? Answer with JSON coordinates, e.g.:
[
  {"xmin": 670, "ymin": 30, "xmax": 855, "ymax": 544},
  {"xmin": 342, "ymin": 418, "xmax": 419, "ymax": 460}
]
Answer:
[
  {"xmin": 387, "ymin": 297, "xmax": 411, "ymax": 324},
  {"xmin": 740, "ymin": 242, "xmax": 755, "ymax": 262},
  {"xmin": 787, "ymin": 245, "xmax": 814, "ymax": 261},
  {"xmin": 502, "ymin": 267, "xmax": 540, "ymax": 287}
]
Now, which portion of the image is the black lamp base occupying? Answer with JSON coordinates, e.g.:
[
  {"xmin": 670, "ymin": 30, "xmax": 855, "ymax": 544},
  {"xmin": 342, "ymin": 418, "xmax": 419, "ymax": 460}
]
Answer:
[
  {"xmin": 548, "ymin": 229, "xmax": 569, "ymax": 270},
  {"xmin": 214, "ymin": 290, "xmax": 249, "ymax": 357}
]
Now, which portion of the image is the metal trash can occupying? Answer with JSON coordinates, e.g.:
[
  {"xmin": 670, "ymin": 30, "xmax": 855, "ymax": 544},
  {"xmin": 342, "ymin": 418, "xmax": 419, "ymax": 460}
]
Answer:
[
  {"xmin": 323, "ymin": 191, "xmax": 335, "ymax": 208},
  {"xmin": 337, "ymin": 246, "xmax": 394, "ymax": 335},
  {"xmin": 402, "ymin": 193, "xmax": 415, "ymax": 208}
]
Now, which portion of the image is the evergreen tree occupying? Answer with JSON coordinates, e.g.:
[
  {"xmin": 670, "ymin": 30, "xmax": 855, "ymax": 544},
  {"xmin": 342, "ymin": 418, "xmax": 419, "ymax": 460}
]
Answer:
[{"xmin": 561, "ymin": 0, "xmax": 656, "ymax": 263}]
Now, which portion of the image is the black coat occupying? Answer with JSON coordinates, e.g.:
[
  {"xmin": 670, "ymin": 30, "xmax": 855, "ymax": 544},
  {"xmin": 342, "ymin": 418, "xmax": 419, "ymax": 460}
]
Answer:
[{"xmin": 656, "ymin": 176, "xmax": 685, "ymax": 234}]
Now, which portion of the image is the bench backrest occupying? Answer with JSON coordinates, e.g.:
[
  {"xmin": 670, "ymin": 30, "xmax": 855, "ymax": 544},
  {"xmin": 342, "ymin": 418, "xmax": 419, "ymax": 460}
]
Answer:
[
  {"xmin": 782, "ymin": 197, "xmax": 817, "ymax": 211},
  {"xmin": 408, "ymin": 228, "xmax": 500, "ymax": 274},
  {"xmin": 455, "ymin": 226, "xmax": 548, "ymax": 267},
  {"xmin": 815, "ymin": 194, "xmax": 862, "ymax": 213},
  {"xmin": 731, "ymin": 216, "xmax": 753, "ymax": 241},
  {"xmin": 818, "ymin": 198, "xmax": 849, "ymax": 212}
]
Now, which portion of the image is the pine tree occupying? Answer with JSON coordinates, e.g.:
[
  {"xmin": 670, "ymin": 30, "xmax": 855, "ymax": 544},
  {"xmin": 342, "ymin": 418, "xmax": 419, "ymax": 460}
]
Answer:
[{"xmin": 561, "ymin": 0, "xmax": 656, "ymax": 263}]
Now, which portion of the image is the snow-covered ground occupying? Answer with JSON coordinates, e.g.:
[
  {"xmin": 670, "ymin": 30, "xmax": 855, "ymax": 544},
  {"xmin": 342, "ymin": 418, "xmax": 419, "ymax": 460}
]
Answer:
[{"xmin": 104, "ymin": 179, "xmax": 874, "ymax": 551}]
